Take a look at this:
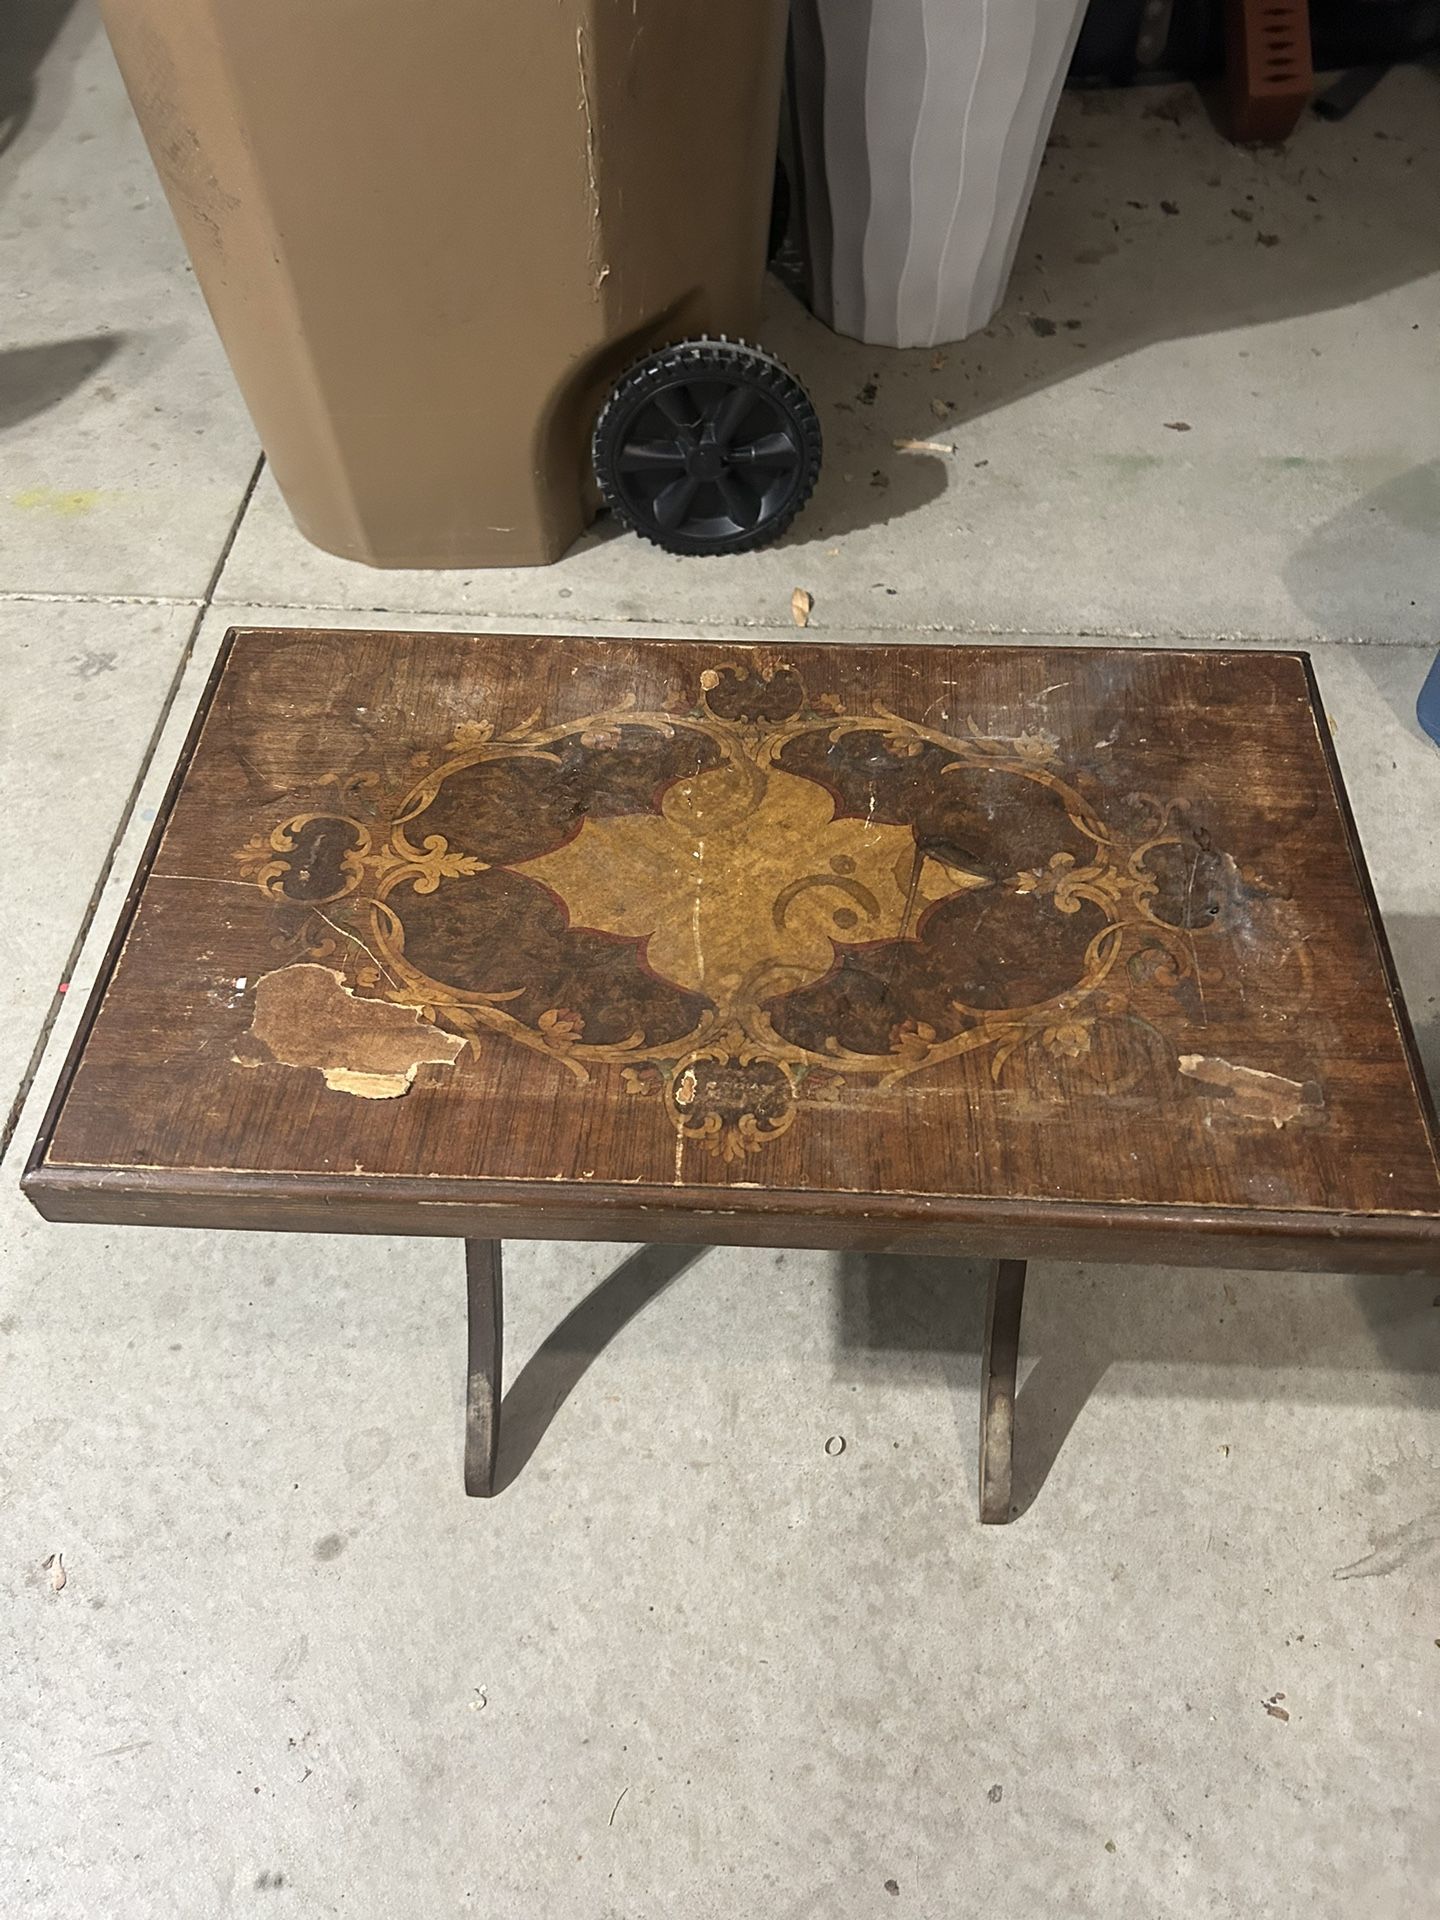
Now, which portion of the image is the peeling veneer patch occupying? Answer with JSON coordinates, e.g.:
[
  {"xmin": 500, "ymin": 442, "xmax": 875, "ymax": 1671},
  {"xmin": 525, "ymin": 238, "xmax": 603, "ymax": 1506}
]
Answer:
[
  {"xmin": 244, "ymin": 964, "xmax": 464, "ymax": 1099},
  {"xmin": 1178, "ymin": 1055, "xmax": 1323, "ymax": 1128}
]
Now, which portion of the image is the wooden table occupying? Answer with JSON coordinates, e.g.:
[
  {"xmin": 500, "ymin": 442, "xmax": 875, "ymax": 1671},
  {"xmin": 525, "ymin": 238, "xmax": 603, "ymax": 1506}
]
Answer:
[{"xmin": 24, "ymin": 631, "xmax": 1440, "ymax": 1521}]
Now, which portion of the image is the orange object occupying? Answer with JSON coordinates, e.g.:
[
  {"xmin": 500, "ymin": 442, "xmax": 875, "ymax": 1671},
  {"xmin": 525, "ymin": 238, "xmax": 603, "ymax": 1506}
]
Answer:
[{"xmin": 1224, "ymin": 0, "xmax": 1314, "ymax": 143}]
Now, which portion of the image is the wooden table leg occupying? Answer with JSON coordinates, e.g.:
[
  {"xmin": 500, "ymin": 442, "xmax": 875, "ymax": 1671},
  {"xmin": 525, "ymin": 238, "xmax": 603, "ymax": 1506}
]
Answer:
[
  {"xmin": 979, "ymin": 1259, "xmax": 1027, "ymax": 1525},
  {"xmin": 464, "ymin": 1239, "xmax": 503, "ymax": 1496}
]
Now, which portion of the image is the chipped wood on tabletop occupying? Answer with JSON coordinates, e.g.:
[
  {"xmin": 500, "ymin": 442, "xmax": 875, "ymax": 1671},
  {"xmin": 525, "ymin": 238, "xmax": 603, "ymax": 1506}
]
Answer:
[{"xmin": 21, "ymin": 629, "xmax": 1440, "ymax": 1277}]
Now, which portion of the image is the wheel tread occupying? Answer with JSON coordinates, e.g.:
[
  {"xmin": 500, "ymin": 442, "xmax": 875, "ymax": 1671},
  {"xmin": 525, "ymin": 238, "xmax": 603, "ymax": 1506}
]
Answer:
[{"xmin": 593, "ymin": 337, "xmax": 822, "ymax": 557}]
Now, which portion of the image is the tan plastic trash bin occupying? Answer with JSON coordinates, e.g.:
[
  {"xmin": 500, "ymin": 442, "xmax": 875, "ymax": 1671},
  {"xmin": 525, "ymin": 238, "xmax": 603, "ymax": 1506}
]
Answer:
[{"xmin": 100, "ymin": 0, "xmax": 809, "ymax": 566}]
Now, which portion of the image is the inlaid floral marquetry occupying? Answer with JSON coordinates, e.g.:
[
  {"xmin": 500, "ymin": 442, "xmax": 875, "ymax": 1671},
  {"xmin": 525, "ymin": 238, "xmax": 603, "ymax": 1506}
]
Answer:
[
  {"xmin": 227, "ymin": 655, "xmax": 1268, "ymax": 1165},
  {"xmin": 27, "ymin": 630, "xmax": 1440, "ymax": 1274}
]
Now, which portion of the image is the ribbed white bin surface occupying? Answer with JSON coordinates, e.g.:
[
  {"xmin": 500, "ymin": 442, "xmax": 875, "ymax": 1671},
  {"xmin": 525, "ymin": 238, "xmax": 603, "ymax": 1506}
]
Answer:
[{"xmin": 791, "ymin": 0, "xmax": 1088, "ymax": 348}]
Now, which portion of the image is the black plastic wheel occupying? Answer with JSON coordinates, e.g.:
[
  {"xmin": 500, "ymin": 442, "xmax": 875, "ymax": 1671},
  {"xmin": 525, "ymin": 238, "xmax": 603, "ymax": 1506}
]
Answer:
[{"xmin": 592, "ymin": 337, "xmax": 822, "ymax": 557}]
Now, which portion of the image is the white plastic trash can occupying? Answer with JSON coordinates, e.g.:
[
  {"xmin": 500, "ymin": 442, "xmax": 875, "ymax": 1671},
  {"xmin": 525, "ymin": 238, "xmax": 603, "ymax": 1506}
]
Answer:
[{"xmin": 789, "ymin": 0, "xmax": 1089, "ymax": 348}]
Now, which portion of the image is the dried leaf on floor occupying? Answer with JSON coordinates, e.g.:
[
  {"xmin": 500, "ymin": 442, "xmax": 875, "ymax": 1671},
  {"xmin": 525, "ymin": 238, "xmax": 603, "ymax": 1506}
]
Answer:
[
  {"xmin": 791, "ymin": 588, "xmax": 813, "ymax": 628},
  {"xmin": 929, "ymin": 397, "xmax": 954, "ymax": 420},
  {"xmin": 930, "ymin": 350, "xmax": 948, "ymax": 371},
  {"xmin": 1263, "ymin": 1693, "xmax": 1290, "ymax": 1722},
  {"xmin": 43, "ymin": 1553, "xmax": 66, "ymax": 1592},
  {"xmin": 1164, "ymin": 420, "xmax": 1192, "ymax": 432},
  {"xmin": 893, "ymin": 437, "xmax": 955, "ymax": 456}
]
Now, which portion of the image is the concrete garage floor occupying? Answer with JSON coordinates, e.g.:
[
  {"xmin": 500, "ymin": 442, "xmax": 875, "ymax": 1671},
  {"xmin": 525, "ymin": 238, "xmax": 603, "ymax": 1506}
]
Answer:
[{"xmin": 3, "ymin": 8, "xmax": 1439, "ymax": 1916}]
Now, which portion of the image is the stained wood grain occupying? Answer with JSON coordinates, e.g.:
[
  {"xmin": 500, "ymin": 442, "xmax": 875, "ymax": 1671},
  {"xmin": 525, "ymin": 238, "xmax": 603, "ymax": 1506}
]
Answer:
[{"xmin": 24, "ymin": 629, "xmax": 1440, "ymax": 1273}]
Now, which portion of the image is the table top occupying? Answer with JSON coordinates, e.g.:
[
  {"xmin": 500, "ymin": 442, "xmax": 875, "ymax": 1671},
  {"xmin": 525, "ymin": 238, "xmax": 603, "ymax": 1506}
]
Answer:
[{"xmin": 25, "ymin": 629, "xmax": 1440, "ymax": 1272}]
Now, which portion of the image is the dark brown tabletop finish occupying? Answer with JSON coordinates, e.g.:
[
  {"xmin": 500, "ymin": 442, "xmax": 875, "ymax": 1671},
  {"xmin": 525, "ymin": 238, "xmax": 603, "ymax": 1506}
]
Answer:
[{"xmin": 24, "ymin": 630, "xmax": 1440, "ymax": 1519}]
